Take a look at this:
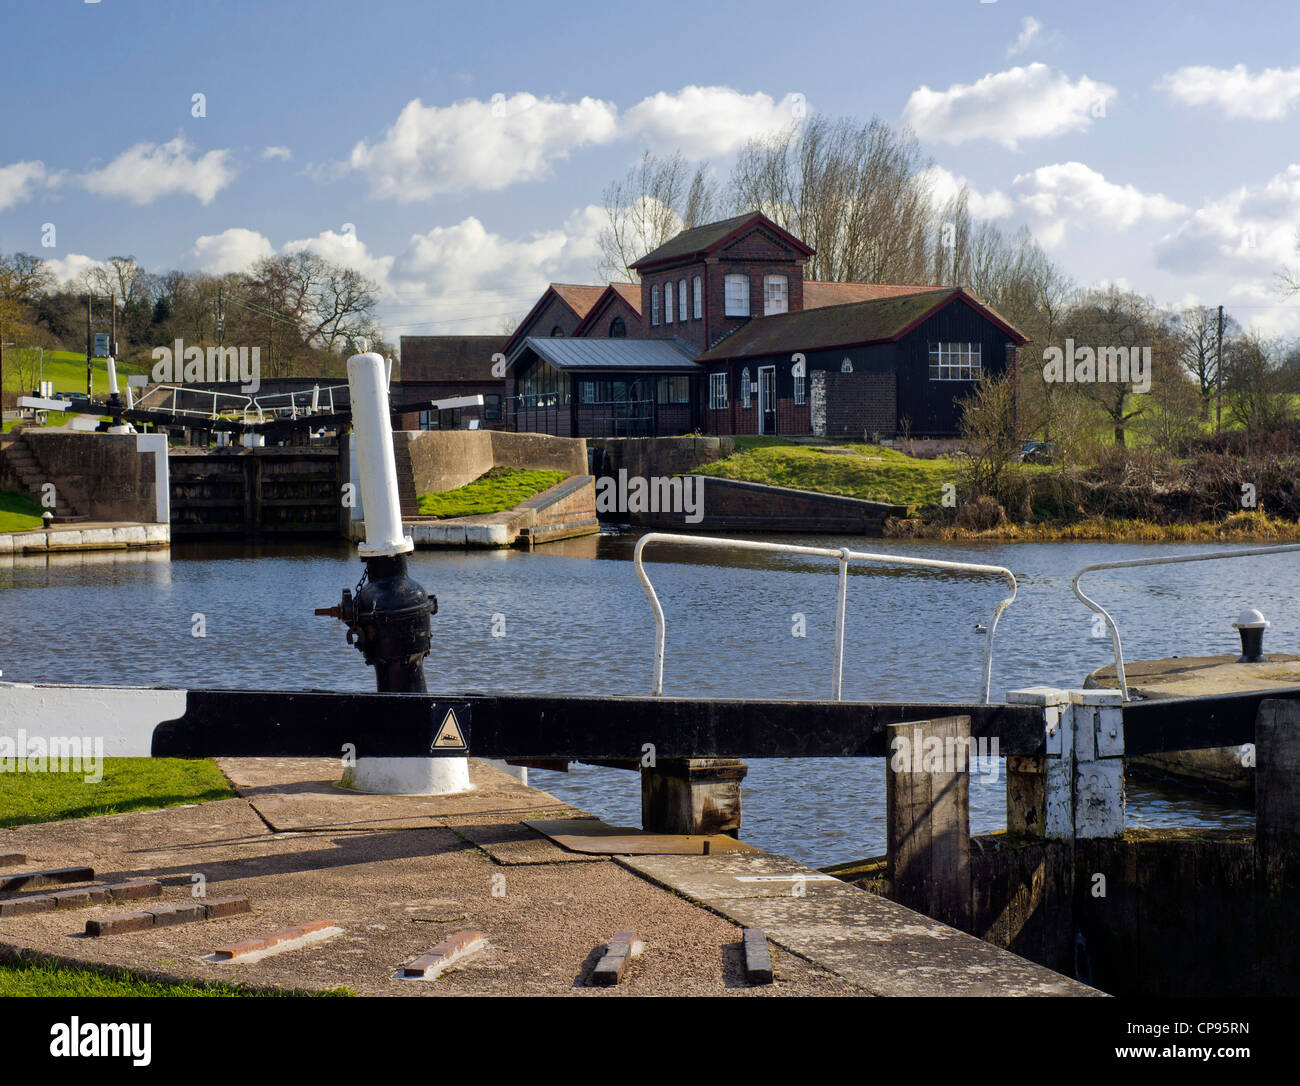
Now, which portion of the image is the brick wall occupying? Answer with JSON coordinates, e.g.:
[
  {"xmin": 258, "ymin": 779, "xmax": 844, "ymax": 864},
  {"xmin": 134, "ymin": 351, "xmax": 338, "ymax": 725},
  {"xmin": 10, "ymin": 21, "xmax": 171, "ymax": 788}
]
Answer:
[{"xmin": 818, "ymin": 370, "xmax": 898, "ymax": 439}]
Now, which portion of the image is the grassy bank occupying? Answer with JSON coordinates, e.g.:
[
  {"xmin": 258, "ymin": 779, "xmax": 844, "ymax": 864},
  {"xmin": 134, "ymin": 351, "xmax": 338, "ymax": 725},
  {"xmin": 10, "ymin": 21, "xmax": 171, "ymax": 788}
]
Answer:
[
  {"xmin": 0, "ymin": 491, "xmax": 43, "ymax": 532},
  {"xmin": 884, "ymin": 510, "xmax": 1300, "ymax": 542},
  {"xmin": 696, "ymin": 440, "xmax": 956, "ymax": 508},
  {"xmin": 0, "ymin": 758, "xmax": 235, "ymax": 829},
  {"xmin": 418, "ymin": 466, "xmax": 568, "ymax": 518}
]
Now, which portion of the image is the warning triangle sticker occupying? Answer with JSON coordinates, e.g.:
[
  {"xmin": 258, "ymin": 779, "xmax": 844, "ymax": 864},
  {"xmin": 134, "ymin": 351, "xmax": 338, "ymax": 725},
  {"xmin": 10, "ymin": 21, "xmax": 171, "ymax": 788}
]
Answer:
[{"xmin": 433, "ymin": 709, "xmax": 466, "ymax": 749}]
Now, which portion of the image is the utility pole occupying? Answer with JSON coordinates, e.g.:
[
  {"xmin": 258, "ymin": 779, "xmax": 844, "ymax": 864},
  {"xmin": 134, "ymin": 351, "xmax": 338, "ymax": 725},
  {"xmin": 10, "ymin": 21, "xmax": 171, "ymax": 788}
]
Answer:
[{"xmin": 1215, "ymin": 304, "xmax": 1224, "ymax": 436}]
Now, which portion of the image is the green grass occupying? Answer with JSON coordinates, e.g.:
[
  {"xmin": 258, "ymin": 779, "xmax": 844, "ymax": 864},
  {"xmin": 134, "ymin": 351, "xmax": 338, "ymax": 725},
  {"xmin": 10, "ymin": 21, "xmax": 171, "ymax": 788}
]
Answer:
[
  {"xmin": 0, "ymin": 957, "xmax": 356, "ymax": 996},
  {"xmin": 417, "ymin": 466, "xmax": 568, "ymax": 518},
  {"xmin": 0, "ymin": 490, "xmax": 43, "ymax": 532},
  {"xmin": 2, "ymin": 349, "xmax": 143, "ymax": 399},
  {"xmin": 0, "ymin": 758, "xmax": 236, "ymax": 829},
  {"xmin": 696, "ymin": 442, "xmax": 958, "ymax": 509}
]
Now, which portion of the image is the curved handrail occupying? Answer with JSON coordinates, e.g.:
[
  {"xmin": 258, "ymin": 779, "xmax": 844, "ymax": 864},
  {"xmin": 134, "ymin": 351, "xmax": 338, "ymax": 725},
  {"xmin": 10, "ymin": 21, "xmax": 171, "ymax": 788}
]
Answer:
[
  {"xmin": 1072, "ymin": 544, "xmax": 1300, "ymax": 701},
  {"xmin": 633, "ymin": 532, "xmax": 1017, "ymax": 703}
]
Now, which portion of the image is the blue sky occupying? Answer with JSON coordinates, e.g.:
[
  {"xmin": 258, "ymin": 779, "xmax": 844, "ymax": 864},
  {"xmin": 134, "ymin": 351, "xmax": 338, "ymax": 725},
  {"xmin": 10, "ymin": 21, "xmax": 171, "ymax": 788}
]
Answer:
[{"xmin": 3, "ymin": 0, "xmax": 1300, "ymax": 341}]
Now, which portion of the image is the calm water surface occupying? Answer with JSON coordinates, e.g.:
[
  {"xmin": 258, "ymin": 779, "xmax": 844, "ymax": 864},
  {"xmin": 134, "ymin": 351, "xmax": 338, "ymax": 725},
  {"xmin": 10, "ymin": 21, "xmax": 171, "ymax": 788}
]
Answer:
[{"xmin": 1, "ymin": 531, "xmax": 1287, "ymax": 865}]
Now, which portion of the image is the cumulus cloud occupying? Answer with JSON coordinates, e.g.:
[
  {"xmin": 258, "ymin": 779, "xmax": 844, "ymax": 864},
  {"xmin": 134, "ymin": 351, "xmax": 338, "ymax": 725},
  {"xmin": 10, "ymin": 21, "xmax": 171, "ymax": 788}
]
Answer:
[
  {"xmin": 0, "ymin": 160, "xmax": 57, "ymax": 211},
  {"xmin": 261, "ymin": 145, "xmax": 293, "ymax": 161},
  {"xmin": 919, "ymin": 165, "xmax": 1014, "ymax": 220},
  {"xmin": 1007, "ymin": 17, "xmax": 1042, "ymax": 58},
  {"xmin": 42, "ymin": 253, "xmax": 105, "ymax": 288},
  {"xmin": 81, "ymin": 136, "xmax": 236, "ymax": 204},
  {"xmin": 1013, "ymin": 162, "xmax": 1186, "ymax": 245},
  {"xmin": 1155, "ymin": 163, "xmax": 1300, "ymax": 275},
  {"xmin": 903, "ymin": 64, "xmax": 1115, "ymax": 149},
  {"xmin": 1157, "ymin": 63, "xmax": 1300, "ymax": 120},
  {"xmin": 623, "ymin": 86, "xmax": 804, "ymax": 158},
  {"xmin": 282, "ymin": 228, "xmax": 395, "ymax": 286},
  {"xmin": 183, "ymin": 227, "xmax": 275, "ymax": 274},
  {"xmin": 347, "ymin": 94, "xmax": 619, "ymax": 201}
]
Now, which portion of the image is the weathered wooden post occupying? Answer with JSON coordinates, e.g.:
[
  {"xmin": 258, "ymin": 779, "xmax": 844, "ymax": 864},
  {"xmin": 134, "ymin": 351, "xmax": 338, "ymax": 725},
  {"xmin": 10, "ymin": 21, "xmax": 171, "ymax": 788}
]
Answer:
[
  {"xmin": 1255, "ymin": 697, "xmax": 1300, "ymax": 993},
  {"xmin": 885, "ymin": 715, "xmax": 972, "ymax": 931},
  {"xmin": 641, "ymin": 758, "xmax": 747, "ymax": 837},
  {"xmin": 1005, "ymin": 688, "xmax": 1073, "ymax": 837}
]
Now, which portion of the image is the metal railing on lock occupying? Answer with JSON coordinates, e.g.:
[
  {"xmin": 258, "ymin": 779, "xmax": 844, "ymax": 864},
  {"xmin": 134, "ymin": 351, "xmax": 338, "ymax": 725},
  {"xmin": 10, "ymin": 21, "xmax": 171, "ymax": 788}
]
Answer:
[
  {"xmin": 633, "ymin": 532, "xmax": 1018, "ymax": 703},
  {"xmin": 1072, "ymin": 543, "xmax": 1300, "ymax": 701}
]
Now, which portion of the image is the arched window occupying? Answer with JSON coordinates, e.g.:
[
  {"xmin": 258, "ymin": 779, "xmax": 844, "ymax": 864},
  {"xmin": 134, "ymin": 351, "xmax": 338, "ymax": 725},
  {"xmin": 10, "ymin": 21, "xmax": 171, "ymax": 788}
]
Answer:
[
  {"xmin": 664, "ymin": 282, "xmax": 674, "ymax": 323},
  {"xmin": 550, "ymin": 325, "xmax": 564, "ymax": 337},
  {"xmin": 609, "ymin": 316, "xmax": 626, "ymax": 338},
  {"xmin": 724, "ymin": 274, "xmax": 749, "ymax": 317},
  {"xmin": 679, "ymin": 279, "xmax": 688, "ymax": 321},
  {"xmin": 651, "ymin": 287, "xmax": 660, "ymax": 325},
  {"xmin": 693, "ymin": 276, "xmax": 703, "ymax": 319},
  {"xmin": 741, "ymin": 367, "xmax": 751, "ymax": 409},
  {"xmin": 841, "ymin": 358, "xmax": 853, "ymax": 373}
]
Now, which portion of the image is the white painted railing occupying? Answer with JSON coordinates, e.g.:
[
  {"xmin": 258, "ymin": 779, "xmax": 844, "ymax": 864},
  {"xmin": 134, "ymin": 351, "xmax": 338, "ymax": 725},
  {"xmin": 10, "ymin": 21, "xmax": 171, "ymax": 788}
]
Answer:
[
  {"xmin": 633, "ymin": 533, "xmax": 1018, "ymax": 703},
  {"xmin": 1072, "ymin": 543, "xmax": 1300, "ymax": 701}
]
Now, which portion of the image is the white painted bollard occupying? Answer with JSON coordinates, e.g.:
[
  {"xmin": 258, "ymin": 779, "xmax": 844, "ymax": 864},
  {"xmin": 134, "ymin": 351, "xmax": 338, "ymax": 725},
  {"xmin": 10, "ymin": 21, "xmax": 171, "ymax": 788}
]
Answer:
[{"xmin": 343, "ymin": 350, "xmax": 470, "ymax": 796}]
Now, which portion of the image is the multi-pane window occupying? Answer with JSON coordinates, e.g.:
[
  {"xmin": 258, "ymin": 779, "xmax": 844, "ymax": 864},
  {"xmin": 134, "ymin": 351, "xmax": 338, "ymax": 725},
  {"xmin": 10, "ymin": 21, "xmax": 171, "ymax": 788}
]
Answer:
[
  {"xmin": 651, "ymin": 288, "xmax": 660, "ymax": 326},
  {"xmin": 794, "ymin": 372, "xmax": 805, "ymax": 405},
  {"xmin": 664, "ymin": 282, "xmax": 674, "ymax": 323},
  {"xmin": 724, "ymin": 274, "xmax": 749, "ymax": 317},
  {"xmin": 518, "ymin": 361, "xmax": 569, "ymax": 405},
  {"xmin": 657, "ymin": 376, "xmax": 690, "ymax": 403},
  {"xmin": 709, "ymin": 372, "xmax": 728, "ymax": 410},
  {"xmin": 679, "ymin": 279, "xmax": 688, "ymax": 321},
  {"xmin": 609, "ymin": 316, "xmax": 626, "ymax": 337},
  {"xmin": 693, "ymin": 276, "xmax": 703, "ymax": 319},
  {"xmin": 740, "ymin": 367, "xmax": 751, "ymax": 409},
  {"xmin": 483, "ymin": 394, "xmax": 502, "ymax": 423},
  {"xmin": 928, "ymin": 342, "xmax": 983, "ymax": 381},
  {"xmin": 764, "ymin": 275, "xmax": 788, "ymax": 315}
]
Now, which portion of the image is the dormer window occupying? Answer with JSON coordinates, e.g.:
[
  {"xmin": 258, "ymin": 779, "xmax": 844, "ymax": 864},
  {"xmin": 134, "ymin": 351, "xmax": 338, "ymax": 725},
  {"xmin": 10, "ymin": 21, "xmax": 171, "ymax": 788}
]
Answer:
[
  {"xmin": 679, "ymin": 279, "xmax": 688, "ymax": 321},
  {"xmin": 664, "ymin": 282, "xmax": 674, "ymax": 324},
  {"xmin": 764, "ymin": 275, "xmax": 788, "ymax": 315},
  {"xmin": 724, "ymin": 274, "xmax": 749, "ymax": 317}
]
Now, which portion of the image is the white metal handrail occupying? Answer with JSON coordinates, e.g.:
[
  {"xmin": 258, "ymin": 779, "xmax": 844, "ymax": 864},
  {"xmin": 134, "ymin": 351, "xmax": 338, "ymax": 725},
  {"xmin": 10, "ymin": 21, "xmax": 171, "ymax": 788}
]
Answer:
[
  {"xmin": 633, "ymin": 532, "xmax": 1018, "ymax": 703},
  {"xmin": 1072, "ymin": 543, "xmax": 1300, "ymax": 701}
]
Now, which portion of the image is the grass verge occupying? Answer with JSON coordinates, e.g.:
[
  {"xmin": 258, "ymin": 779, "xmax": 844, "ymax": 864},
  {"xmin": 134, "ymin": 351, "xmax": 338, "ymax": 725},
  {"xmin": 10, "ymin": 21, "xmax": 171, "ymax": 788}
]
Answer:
[
  {"xmin": 417, "ymin": 466, "xmax": 568, "ymax": 518},
  {"xmin": 884, "ymin": 510, "xmax": 1300, "ymax": 542},
  {"xmin": 0, "ymin": 758, "xmax": 236, "ymax": 829},
  {"xmin": 0, "ymin": 491, "xmax": 43, "ymax": 532}
]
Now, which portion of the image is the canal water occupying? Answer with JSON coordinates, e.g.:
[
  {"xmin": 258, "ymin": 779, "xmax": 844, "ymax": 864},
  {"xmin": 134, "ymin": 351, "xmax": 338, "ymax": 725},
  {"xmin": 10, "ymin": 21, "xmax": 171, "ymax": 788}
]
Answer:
[{"xmin": 1, "ymin": 533, "xmax": 1287, "ymax": 866}]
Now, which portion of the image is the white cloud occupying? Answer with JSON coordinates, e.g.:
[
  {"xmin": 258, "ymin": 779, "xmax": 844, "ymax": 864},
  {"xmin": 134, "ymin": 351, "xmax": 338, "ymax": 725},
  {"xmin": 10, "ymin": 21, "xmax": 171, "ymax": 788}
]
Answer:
[
  {"xmin": 903, "ymin": 64, "xmax": 1115, "ymax": 149},
  {"xmin": 0, "ymin": 160, "xmax": 56, "ymax": 212},
  {"xmin": 261, "ymin": 145, "xmax": 293, "ymax": 161},
  {"xmin": 42, "ymin": 253, "xmax": 105, "ymax": 288},
  {"xmin": 82, "ymin": 136, "xmax": 236, "ymax": 205},
  {"xmin": 282, "ymin": 228, "xmax": 395, "ymax": 286},
  {"xmin": 184, "ymin": 228, "xmax": 274, "ymax": 274},
  {"xmin": 1155, "ymin": 163, "xmax": 1300, "ymax": 275},
  {"xmin": 347, "ymin": 94, "xmax": 619, "ymax": 201},
  {"xmin": 1158, "ymin": 64, "xmax": 1300, "ymax": 120},
  {"xmin": 920, "ymin": 165, "xmax": 1014, "ymax": 220},
  {"xmin": 1013, "ymin": 162, "xmax": 1186, "ymax": 245},
  {"xmin": 623, "ymin": 86, "xmax": 803, "ymax": 158},
  {"xmin": 1007, "ymin": 17, "xmax": 1042, "ymax": 58}
]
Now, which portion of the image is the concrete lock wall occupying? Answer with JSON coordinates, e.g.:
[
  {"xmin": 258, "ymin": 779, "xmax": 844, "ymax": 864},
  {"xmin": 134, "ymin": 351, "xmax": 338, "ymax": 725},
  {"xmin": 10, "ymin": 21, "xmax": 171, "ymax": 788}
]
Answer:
[
  {"xmin": 586, "ymin": 436, "xmax": 734, "ymax": 481},
  {"xmin": 23, "ymin": 431, "xmax": 165, "ymax": 523},
  {"xmin": 398, "ymin": 430, "xmax": 588, "ymax": 496}
]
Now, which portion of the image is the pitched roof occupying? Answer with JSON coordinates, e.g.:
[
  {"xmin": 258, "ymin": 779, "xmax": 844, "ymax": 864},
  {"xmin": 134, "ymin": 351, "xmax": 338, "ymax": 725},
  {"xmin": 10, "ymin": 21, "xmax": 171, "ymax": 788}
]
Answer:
[
  {"xmin": 515, "ymin": 337, "xmax": 700, "ymax": 372},
  {"xmin": 549, "ymin": 283, "xmax": 606, "ymax": 317},
  {"xmin": 802, "ymin": 281, "xmax": 947, "ymax": 309},
  {"xmin": 697, "ymin": 288, "xmax": 1028, "ymax": 362},
  {"xmin": 398, "ymin": 335, "xmax": 510, "ymax": 382},
  {"xmin": 629, "ymin": 212, "xmax": 815, "ymax": 270},
  {"xmin": 609, "ymin": 282, "xmax": 642, "ymax": 313},
  {"xmin": 571, "ymin": 282, "xmax": 644, "ymax": 337}
]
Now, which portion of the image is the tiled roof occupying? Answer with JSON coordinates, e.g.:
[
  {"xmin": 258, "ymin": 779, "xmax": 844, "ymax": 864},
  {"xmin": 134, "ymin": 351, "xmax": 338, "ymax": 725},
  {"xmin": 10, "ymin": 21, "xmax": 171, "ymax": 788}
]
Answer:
[
  {"xmin": 549, "ymin": 283, "xmax": 606, "ymax": 318},
  {"xmin": 629, "ymin": 212, "xmax": 814, "ymax": 270},
  {"xmin": 697, "ymin": 288, "xmax": 1027, "ymax": 361},
  {"xmin": 398, "ymin": 335, "xmax": 510, "ymax": 381},
  {"xmin": 802, "ymin": 281, "xmax": 947, "ymax": 308},
  {"xmin": 609, "ymin": 282, "xmax": 642, "ymax": 314},
  {"xmin": 517, "ymin": 336, "xmax": 700, "ymax": 372}
]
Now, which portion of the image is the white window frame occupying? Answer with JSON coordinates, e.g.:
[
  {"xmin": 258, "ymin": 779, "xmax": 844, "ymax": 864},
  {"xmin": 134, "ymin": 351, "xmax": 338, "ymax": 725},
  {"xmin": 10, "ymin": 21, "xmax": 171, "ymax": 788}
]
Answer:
[
  {"xmin": 679, "ymin": 279, "xmax": 688, "ymax": 321},
  {"xmin": 724, "ymin": 274, "xmax": 750, "ymax": 317},
  {"xmin": 841, "ymin": 358, "xmax": 853, "ymax": 373},
  {"xmin": 651, "ymin": 286, "xmax": 660, "ymax": 326},
  {"xmin": 741, "ymin": 367, "xmax": 751, "ymax": 409},
  {"xmin": 928, "ymin": 342, "xmax": 983, "ymax": 381},
  {"xmin": 764, "ymin": 274, "xmax": 788, "ymax": 316},
  {"xmin": 664, "ymin": 282, "xmax": 674, "ymax": 324},
  {"xmin": 693, "ymin": 276, "xmax": 703, "ymax": 319},
  {"xmin": 794, "ymin": 371, "xmax": 805, "ymax": 405},
  {"xmin": 709, "ymin": 372, "xmax": 728, "ymax": 410}
]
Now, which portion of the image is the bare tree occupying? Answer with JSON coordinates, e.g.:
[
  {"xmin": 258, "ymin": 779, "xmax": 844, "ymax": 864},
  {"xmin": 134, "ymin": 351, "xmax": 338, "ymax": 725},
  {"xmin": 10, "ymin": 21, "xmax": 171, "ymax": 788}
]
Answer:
[{"xmin": 598, "ymin": 151, "xmax": 718, "ymax": 282}]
